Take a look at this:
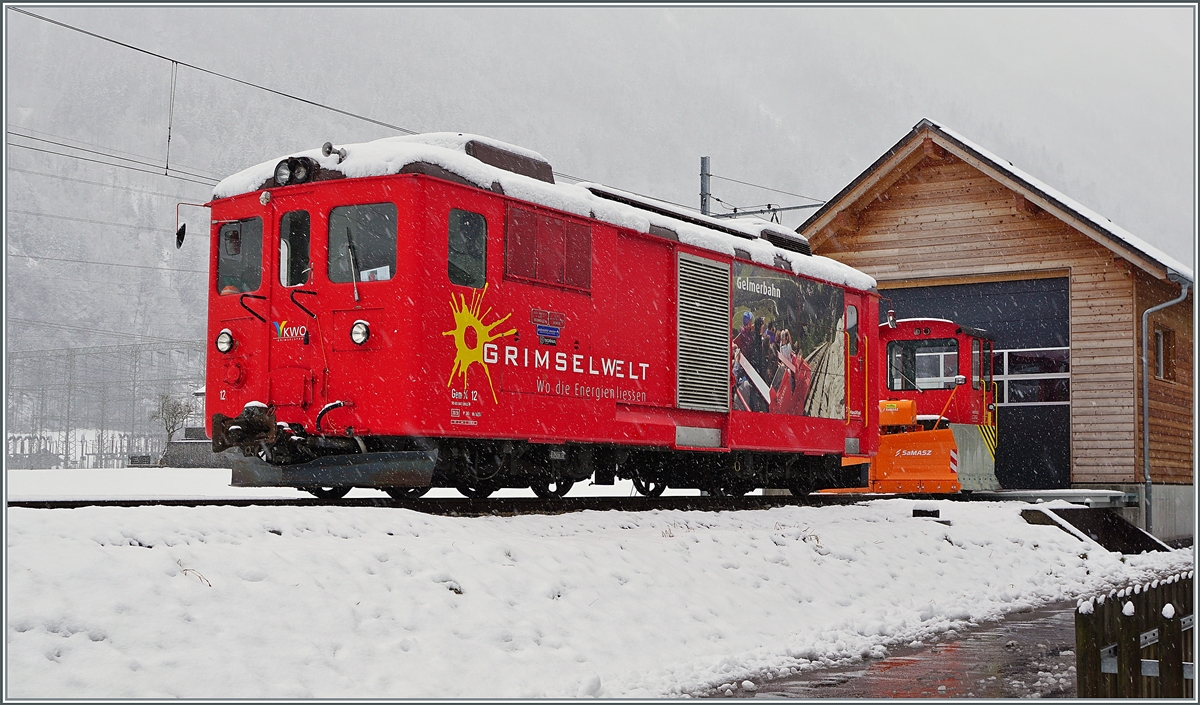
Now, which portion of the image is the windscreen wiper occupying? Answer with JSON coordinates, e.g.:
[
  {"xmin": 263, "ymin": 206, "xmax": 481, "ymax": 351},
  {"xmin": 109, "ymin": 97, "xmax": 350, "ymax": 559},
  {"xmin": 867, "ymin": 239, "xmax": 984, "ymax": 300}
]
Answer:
[{"xmin": 345, "ymin": 227, "xmax": 360, "ymax": 302}]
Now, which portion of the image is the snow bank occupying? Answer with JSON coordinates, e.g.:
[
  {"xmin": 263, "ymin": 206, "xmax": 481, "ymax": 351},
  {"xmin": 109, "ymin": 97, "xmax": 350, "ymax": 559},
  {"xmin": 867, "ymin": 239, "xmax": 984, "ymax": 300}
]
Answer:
[{"xmin": 6, "ymin": 495, "xmax": 1190, "ymax": 698}]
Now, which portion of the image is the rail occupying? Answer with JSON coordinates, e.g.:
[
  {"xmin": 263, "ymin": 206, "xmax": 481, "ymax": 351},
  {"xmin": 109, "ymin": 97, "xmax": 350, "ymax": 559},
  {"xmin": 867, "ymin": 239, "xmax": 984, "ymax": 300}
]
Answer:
[{"xmin": 6, "ymin": 492, "xmax": 951, "ymax": 515}]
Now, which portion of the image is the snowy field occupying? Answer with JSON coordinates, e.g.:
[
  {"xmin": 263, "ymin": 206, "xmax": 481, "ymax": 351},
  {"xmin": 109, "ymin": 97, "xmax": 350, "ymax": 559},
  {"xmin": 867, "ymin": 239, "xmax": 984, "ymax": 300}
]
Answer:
[{"xmin": 5, "ymin": 467, "xmax": 1194, "ymax": 698}]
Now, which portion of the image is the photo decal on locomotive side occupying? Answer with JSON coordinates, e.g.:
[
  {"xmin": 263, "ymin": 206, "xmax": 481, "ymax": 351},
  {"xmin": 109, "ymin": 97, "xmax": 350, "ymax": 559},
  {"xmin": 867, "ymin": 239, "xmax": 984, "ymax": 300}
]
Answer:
[{"xmin": 731, "ymin": 262, "xmax": 846, "ymax": 418}]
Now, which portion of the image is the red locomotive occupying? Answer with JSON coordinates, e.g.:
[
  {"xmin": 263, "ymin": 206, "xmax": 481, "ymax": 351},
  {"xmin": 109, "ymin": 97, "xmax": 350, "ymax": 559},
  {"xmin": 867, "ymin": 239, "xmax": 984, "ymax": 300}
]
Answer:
[{"xmin": 195, "ymin": 133, "xmax": 993, "ymax": 499}]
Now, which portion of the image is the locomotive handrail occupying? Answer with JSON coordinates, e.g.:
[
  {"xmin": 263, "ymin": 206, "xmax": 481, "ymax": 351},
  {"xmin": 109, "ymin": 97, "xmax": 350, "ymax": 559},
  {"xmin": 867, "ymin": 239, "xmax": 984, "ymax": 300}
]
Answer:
[
  {"xmin": 862, "ymin": 336, "xmax": 869, "ymax": 425},
  {"xmin": 289, "ymin": 289, "xmax": 318, "ymax": 319},
  {"xmin": 239, "ymin": 294, "xmax": 267, "ymax": 323},
  {"xmin": 986, "ymin": 380, "xmax": 999, "ymax": 427},
  {"xmin": 316, "ymin": 400, "xmax": 349, "ymax": 434},
  {"xmin": 932, "ymin": 383, "xmax": 960, "ymax": 430},
  {"xmin": 844, "ymin": 330, "xmax": 851, "ymax": 426}
]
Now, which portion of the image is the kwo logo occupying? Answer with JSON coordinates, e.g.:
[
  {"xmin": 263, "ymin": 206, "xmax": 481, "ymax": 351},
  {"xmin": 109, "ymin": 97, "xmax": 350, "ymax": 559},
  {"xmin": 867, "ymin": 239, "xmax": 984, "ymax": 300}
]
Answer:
[{"xmin": 273, "ymin": 320, "xmax": 307, "ymax": 341}]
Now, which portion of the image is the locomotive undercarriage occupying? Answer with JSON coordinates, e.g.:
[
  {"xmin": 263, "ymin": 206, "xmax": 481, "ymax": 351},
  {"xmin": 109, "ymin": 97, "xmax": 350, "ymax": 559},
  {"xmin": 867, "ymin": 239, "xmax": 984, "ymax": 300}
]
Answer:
[
  {"xmin": 217, "ymin": 402, "xmax": 861, "ymax": 500},
  {"xmin": 219, "ymin": 404, "xmax": 860, "ymax": 500}
]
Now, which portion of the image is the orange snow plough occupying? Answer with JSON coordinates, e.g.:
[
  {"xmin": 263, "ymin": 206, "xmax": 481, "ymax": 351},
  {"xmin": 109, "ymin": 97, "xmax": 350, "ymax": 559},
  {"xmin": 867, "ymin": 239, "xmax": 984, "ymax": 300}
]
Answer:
[
  {"xmin": 821, "ymin": 399, "xmax": 960, "ymax": 494},
  {"xmin": 869, "ymin": 399, "xmax": 960, "ymax": 493}
]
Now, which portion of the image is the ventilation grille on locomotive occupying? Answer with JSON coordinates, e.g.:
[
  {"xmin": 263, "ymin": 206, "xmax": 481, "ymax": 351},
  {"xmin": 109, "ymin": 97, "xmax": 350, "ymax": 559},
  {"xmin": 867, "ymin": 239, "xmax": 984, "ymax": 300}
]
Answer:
[{"xmin": 677, "ymin": 253, "xmax": 731, "ymax": 412}]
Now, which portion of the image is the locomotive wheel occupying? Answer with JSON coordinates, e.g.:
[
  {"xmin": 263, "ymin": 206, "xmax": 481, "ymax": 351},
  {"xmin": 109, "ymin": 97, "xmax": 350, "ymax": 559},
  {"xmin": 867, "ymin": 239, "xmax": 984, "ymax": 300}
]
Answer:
[
  {"xmin": 529, "ymin": 478, "xmax": 575, "ymax": 499},
  {"xmin": 631, "ymin": 476, "xmax": 666, "ymax": 497},
  {"xmin": 788, "ymin": 478, "xmax": 816, "ymax": 498},
  {"xmin": 305, "ymin": 486, "xmax": 351, "ymax": 500},
  {"xmin": 385, "ymin": 486, "xmax": 431, "ymax": 500},
  {"xmin": 455, "ymin": 483, "xmax": 498, "ymax": 500}
]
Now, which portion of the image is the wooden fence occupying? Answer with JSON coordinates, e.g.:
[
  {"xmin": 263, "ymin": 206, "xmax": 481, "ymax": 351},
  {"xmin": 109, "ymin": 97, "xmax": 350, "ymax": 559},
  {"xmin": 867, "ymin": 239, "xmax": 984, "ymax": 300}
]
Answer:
[{"xmin": 1076, "ymin": 571, "xmax": 1194, "ymax": 698}]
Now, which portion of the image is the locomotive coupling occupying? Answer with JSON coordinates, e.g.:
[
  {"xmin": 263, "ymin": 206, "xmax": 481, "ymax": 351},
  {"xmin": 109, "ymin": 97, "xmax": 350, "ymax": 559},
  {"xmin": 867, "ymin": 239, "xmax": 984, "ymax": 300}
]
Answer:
[{"xmin": 212, "ymin": 401, "xmax": 278, "ymax": 453}]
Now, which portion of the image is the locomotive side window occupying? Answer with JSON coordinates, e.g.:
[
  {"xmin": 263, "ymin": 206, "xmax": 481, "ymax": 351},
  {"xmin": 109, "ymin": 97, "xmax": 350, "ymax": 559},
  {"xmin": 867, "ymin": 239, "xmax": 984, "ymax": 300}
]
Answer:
[
  {"xmin": 971, "ymin": 338, "xmax": 982, "ymax": 390},
  {"xmin": 448, "ymin": 208, "xmax": 487, "ymax": 288},
  {"xmin": 328, "ymin": 203, "xmax": 397, "ymax": 283},
  {"xmin": 887, "ymin": 338, "xmax": 958, "ymax": 391},
  {"xmin": 538, "ymin": 215, "xmax": 566, "ymax": 284},
  {"xmin": 506, "ymin": 207, "xmax": 537, "ymax": 279},
  {"xmin": 217, "ymin": 217, "xmax": 263, "ymax": 295},
  {"xmin": 846, "ymin": 304, "xmax": 859, "ymax": 356},
  {"xmin": 505, "ymin": 205, "xmax": 591, "ymax": 291},
  {"xmin": 564, "ymin": 221, "xmax": 591, "ymax": 289},
  {"xmin": 279, "ymin": 210, "xmax": 310, "ymax": 287}
]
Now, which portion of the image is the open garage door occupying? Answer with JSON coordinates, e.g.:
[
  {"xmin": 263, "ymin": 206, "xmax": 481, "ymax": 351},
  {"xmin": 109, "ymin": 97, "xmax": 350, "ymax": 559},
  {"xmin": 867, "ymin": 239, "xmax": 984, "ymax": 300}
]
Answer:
[{"xmin": 882, "ymin": 277, "xmax": 1070, "ymax": 489}]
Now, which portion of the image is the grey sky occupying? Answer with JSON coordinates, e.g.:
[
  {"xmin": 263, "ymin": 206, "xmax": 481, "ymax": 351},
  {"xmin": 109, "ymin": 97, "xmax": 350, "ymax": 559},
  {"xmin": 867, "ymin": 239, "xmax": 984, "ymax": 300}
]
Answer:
[{"xmin": 4, "ymin": 4, "xmax": 1196, "ymax": 347}]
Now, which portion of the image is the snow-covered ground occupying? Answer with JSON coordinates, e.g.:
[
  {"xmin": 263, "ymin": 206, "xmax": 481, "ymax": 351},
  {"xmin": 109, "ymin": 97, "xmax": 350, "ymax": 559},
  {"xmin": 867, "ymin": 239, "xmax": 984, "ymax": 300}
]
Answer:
[{"xmin": 5, "ymin": 467, "xmax": 1193, "ymax": 698}]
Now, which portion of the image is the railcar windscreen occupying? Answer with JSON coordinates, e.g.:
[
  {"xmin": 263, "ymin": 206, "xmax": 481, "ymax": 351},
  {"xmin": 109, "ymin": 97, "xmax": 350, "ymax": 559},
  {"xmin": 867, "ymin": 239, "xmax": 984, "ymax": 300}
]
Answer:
[
  {"xmin": 279, "ymin": 210, "xmax": 311, "ymax": 287},
  {"xmin": 217, "ymin": 217, "xmax": 263, "ymax": 295},
  {"xmin": 887, "ymin": 338, "xmax": 958, "ymax": 391},
  {"xmin": 448, "ymin": 208, "xmax": 487, "ymax": 288},
  {"xmin": 328, "ymin": 203, "xmax": 398, "ymax": 283}
]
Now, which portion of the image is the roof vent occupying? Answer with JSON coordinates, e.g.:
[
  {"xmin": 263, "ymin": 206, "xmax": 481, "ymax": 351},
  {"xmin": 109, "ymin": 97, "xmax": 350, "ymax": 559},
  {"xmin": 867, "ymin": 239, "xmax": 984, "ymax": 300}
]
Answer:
[
  {"xmin": 758, "ymin": 227, "xmax": 812, "ymax": 256},
  {"xmin": 464, "ymin": 140, "xmax": 554, "ymax": 183}
]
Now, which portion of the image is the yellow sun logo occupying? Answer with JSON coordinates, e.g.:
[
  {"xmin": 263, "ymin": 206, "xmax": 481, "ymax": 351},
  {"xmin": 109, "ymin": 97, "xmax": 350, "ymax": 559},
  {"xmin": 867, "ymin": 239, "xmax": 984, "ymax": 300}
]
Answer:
[{"xmin": 443, "ymin": 283, "xmax": 516, "ymax": 403}]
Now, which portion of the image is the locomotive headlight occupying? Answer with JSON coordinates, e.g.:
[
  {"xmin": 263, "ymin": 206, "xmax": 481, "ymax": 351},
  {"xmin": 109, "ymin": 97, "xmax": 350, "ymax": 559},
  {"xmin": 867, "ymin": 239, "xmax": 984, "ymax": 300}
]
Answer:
[
  {"xmin": 274, "ymin": 160, "xmax": 292, "ymax": 186},
  {"xmin": 288, "ymin": 157, "xmax": 310, "ymax": 183},
  {"xmin": 288, "ymin": 157, "xmax": 318, "ymax": 184},
  {"xmin": 273, "ymin": 157, "xmax": 319, "ymax": 186},
  {"xmin": 350, "ymin": 320, "xmax": 370, "ymax": 345},
  {"xmin": 215, "ymin": 328, "xmax": 235, "ymax": 353}
]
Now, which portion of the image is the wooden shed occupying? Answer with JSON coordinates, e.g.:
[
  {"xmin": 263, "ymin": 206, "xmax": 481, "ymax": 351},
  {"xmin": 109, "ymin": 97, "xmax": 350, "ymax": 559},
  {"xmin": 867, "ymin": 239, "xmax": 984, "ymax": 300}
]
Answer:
[{"xmin": 799, "ymin": 118, "xmax": 1193, "ymax": 540}]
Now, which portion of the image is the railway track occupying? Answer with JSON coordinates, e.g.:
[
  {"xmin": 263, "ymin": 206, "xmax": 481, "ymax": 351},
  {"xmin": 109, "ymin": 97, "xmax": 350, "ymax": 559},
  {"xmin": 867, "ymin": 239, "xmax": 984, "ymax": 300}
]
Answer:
[{"xmin": 6, "ymin": 493, "xmax": 935, "ymax": 516}]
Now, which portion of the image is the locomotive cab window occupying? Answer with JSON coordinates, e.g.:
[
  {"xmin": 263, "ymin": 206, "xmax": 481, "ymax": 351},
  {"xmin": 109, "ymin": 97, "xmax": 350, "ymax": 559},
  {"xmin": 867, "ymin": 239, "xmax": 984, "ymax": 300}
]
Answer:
[
  {"xmin": 505, "ymin": 205, "xmax": 591, "ymax": 290},
  {"xmin": 279, "ymin": 210, "xmax": 311, "ymax": 287},
  {"xmin": 448, "ymin": 208, "xmax": 487, "ymax": 288},
  {"xmin": 217, "ymin": 217, "xmax": 263, "ymax": 295},
  {"xmin": 328, "ymin": 203, "xmax": 397, "ymax": 283},
  {"xmin": 846, "ymin": 304, "xmax": 859, "ymax": 357},
  {"xmin": 888, "ymin": 338, "xmax": 958, "ymax": 391}
]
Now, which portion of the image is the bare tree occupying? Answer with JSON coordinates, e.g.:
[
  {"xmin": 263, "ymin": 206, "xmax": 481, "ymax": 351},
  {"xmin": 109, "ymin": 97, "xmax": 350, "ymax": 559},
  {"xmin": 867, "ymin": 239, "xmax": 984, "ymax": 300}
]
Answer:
[{"xmin": 150, "ymin": 393, "xmax": 195, "ymax": 445}]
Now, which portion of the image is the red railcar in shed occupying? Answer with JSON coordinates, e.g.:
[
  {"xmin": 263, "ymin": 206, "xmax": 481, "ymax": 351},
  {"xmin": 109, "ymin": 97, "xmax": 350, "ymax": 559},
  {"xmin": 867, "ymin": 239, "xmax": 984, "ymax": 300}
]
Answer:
[{"xmin": 199, "ymin": 134, "xmax": 900, "ymax": 498}]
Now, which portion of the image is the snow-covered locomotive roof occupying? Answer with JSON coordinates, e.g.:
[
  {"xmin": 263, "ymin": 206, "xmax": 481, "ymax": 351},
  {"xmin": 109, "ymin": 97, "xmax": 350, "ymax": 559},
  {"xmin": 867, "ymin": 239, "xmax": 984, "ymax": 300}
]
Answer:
[{"xmin": 213, "ymin": 133, "xmax": 876, "ymax": 292}]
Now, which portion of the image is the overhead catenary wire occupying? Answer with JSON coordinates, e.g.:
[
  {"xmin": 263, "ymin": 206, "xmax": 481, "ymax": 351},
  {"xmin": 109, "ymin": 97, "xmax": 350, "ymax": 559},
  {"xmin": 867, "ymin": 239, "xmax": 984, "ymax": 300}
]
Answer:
[
  {"xmin": 7, "ymin": 142, "xmax": 219, "ymax": 187},
  {"xmin": 7, "ymin": 207, "xmax": 194, "ymax": 234},
  {"xmin": 9, "ymin": 131, "xmax": 222, "ymax": 181},
  {"xmin": 8, "ymin": 6, "xmax": 421, "ymax": 137},
  {"xmin": 5, "ymin": 317, "xmax": 197, "ymax": 343},
  {"xmin": 709, "ymin": 173, "xmax": 824, "ymax": 204},
  {"xmin": 8, "ymin": 167, "xmax": 208, "ymax": 200},
  {"xmin": 11, "ymin": 123, "xmax": 180, "ymax": 168},
  {"xmin": 7, "ymin": 253, "xmax": 206, "ymax": 275},
  {"xmin": 7, "ymin": 339, "xmax": 206, "ymax": 359},
  {"xmin": 7, "ymin": 8, "xmax": 604, "ymax": 187}
]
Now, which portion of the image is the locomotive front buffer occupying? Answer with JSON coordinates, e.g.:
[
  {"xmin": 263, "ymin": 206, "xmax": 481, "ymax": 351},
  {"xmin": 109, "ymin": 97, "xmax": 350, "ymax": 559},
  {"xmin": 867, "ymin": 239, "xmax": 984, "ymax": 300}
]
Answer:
[{"xmin": 214, "ymin": 401, "xmax": 437, "ymax": 495}]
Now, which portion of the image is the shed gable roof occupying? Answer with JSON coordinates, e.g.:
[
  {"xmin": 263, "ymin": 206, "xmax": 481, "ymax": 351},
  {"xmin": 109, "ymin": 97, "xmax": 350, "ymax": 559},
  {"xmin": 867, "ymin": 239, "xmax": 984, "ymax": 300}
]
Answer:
[{"xmin": 799, "ymin": 118, "xmax": 1192, "ymax": 284}]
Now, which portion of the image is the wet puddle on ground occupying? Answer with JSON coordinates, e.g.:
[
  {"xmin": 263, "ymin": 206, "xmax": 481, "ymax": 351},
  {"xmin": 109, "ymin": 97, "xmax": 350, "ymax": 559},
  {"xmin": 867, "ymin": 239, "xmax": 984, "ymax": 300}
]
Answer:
[{"xmin": 710, "ymin": 601, "xmax": 1078, "ymax": 698}]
